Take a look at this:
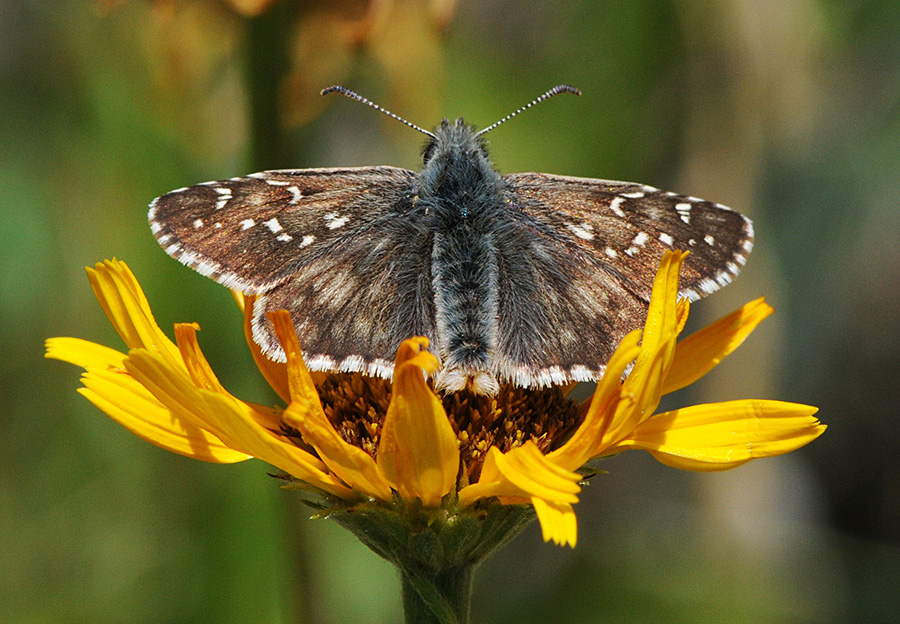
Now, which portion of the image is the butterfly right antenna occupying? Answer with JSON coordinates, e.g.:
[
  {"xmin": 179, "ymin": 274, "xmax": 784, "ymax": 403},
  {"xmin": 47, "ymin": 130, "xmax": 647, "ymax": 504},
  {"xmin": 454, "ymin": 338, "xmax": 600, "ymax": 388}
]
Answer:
[
  {"xmin": 476, "ymin": 85, "xmax": 581, "ymax": 137},
  {"xmin": 321, "ymin": 86, "xmax": 436, "ymax": 139}
]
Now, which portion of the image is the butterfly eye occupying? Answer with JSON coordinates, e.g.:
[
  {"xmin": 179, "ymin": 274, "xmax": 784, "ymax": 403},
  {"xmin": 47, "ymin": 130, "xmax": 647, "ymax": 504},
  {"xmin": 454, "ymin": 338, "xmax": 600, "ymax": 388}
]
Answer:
[{"xmin": 422, "ymin": 138, "xmax": 438, "ymax": 164}]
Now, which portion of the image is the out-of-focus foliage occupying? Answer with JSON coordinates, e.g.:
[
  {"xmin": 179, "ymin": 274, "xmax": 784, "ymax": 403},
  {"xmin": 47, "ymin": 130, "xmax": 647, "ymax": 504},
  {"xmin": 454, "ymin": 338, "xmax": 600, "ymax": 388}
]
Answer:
[{"xmin": 3, "ymin": 1, "xmax": 898, "ymax": 622}]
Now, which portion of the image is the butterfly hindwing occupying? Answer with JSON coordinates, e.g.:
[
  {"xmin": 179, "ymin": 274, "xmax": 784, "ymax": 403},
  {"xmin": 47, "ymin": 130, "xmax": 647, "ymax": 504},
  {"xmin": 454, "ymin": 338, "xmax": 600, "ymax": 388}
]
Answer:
[{"xmin": 251, "ymin": 195, "xmax": 437, "ymax": 372}]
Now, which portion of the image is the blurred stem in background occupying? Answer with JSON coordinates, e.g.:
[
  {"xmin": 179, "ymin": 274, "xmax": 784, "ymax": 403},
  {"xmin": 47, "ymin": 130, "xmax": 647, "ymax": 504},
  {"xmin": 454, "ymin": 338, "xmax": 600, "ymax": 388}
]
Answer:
[
  {"xmin": 244, "ymin": 5, "xmax": 312, "ymax": 621},
  {"xmin": 246, "ymin": 2, "xmax": 292, "ymax": 171}
]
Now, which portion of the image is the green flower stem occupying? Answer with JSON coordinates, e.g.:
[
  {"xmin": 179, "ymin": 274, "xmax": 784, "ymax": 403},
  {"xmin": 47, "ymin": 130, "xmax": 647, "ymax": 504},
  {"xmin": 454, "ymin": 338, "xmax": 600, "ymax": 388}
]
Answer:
[
  {"xmin": 328, "ymin": 500, "xmax": 536, "ymax": 624},
  {"xmin": 400, "ymin": 564, "xmax": 474, "ymax": 624}
]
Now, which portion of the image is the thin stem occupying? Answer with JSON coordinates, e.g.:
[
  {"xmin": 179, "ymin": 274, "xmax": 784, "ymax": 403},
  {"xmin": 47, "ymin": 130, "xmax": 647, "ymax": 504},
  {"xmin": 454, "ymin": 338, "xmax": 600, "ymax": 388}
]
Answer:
[
  {"xmin": 245, "ymin": 2, "xmax": 292, "ymax": 171},
  {"xmin": 242, "ymin": 7, "xmax": 311, "ymax": 623}
]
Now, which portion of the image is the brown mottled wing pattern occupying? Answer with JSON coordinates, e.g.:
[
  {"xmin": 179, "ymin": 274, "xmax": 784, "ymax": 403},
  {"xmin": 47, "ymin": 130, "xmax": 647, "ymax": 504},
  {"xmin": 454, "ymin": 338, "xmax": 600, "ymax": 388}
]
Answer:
[
  {"xmin": 489, "ymin": 172, "xmax": 753, "ymax": 384},
  {"xmin": 149, "ymin": 166, "xmax": 434, "ymax": 374}
]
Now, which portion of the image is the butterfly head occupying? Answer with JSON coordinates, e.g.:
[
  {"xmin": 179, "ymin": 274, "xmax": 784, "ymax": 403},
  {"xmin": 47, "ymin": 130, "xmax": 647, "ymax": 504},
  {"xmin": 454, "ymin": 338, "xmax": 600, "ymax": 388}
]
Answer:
[
  {"xmin": 418, "ymin": 119, "xmax": 502, "ymax": 217},
  {"xmin": 422, "ymin": 118, "xmax": 491, "ymax": 164}
]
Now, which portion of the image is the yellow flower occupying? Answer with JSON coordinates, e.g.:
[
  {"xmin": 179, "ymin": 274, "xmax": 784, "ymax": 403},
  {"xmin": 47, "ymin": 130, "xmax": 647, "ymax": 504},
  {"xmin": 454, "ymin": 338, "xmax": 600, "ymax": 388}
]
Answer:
[{"xmin": 46, "ymin": 252, "xmax": 824, "ymax": 551}]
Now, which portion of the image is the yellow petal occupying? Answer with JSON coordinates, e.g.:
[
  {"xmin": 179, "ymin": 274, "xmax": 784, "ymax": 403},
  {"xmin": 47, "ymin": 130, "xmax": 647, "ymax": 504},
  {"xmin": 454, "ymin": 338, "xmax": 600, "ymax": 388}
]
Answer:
[
  {"xmin": 620, "ymin": 251, "xmax": 683, "ymax": 422},
  {"xmin": 457, "ymin": 447, "xmax": 520, "ymax": 505},
  {"xmin": 242, "ymin": 294, "xmax": 291, "ymax": 403},
  {"xmin": 607, "ymin": 400, "xmax": 825, "ymax": 471},
  {"xmin": 662, "ymin": 297, "xmax": 774, "ymax": 395},
  {"xmin": 458, "ymin": 443, "xmax": 581, "ymax": 547},
  {"xmin": 675, "ymin": 297, "xmax": 691, "ymax": 335},
  {"xmin": 459, "ymin": 442, "xmax": 581, "ymax": 506},
  {"xmin": 602, "ymin": 337, "xmax": 670, "ymax": 446},
  {"xmin": 493, "ymin": 442, "xmax": 581, "ymax": 503},
  {"xmin": 269, "ymin": 310, "xmax": 320, "ymax": 406},
  {"xmin": 173, "ymin": 323, "xmax": 227, "ymax": 393},
  {"xmin": 123, "ymin": 347, "xmax": 350, "ymax": 495},
  {"xmin": 200, "ymin": 393, "xmax": 353, "ymax": 498},
  {"xmin": 532, "ymin": 497, "xmax": 578, "ymax": 547},
  {"xmin": 634, "ymin": 250, "xmax": 684, "ymax": 367},
  {"xmin": 124, "ymin": 349, "xmax": 228, "ymax": 434},
  {"xmin": 547, "ymin": 329, "xmax": 641, "ymax": 470},
  {"xmin": 283, "ymin": 400, "xmax": 393, "ymax": 501},
  {"xmin": 45, "ymin": 337, "xmax": 125, "ymax": 370},
  {"xmin": 79, "ymin": 368, "xmax": 250, "ymax": 463},
  {"xmin": 376, "ymin": 338, "xmax": 459, "ymax": 507},
  {"xmin": 85, "ymin": 260, "xmax": 182, "ymax": 368},
  {"xmin": 269, "ymin": 309, "xmax": 392, "ymax": 499},
  {"xmin": 173, "ymin": 322, "xmax": 283, "ymax": 431}
]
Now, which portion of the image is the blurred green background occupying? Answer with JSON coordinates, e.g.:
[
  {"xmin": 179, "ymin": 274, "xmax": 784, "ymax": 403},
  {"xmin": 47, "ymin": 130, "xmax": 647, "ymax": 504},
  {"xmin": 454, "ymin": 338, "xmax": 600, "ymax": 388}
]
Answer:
[{"xmin": 4, "ymin": 0, "xmax": 899, "ymax": 622}]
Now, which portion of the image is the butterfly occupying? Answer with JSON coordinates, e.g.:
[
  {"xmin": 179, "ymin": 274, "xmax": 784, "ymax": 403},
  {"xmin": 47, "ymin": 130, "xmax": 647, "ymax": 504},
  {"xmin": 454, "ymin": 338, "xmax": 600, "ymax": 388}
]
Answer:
[{"xmin": 148, "ymin": 85, "xmax": 753, "ymax": 395}]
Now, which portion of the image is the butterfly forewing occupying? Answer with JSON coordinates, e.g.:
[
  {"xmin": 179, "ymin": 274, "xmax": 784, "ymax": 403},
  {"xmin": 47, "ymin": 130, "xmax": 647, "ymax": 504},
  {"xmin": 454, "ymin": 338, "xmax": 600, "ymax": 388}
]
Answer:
[
  {"xmin": 149, "ymin": 166, "xmax": 443, "ymax": 373},
  {"xmin": 503, "ymin": 173, "xmax": 753, "ymax": 302},
  {"xmin": 149, "ymin": 167, "xmax": 417, "ymax": 293}
]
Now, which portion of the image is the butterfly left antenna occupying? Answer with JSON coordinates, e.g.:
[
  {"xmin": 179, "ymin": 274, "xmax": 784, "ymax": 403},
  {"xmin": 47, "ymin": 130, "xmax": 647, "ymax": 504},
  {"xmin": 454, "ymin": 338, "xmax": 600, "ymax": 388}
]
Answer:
[{"xmin": 321, "ymin": 86, "xmax": 436, "ymax": 139}]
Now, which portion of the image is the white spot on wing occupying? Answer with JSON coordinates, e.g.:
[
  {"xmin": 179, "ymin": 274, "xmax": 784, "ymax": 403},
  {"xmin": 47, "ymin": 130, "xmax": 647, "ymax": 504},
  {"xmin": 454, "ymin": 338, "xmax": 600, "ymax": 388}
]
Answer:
[
  {"xmin": 240, "ymin": 218, "xmax": 255, "ymax": 230},
  {"xmin": 632, "ymin": 231, "xmax": 649, "ymax": 246},
  {"xmin": 675, "ymin": 202, "xmax": 692, "ymax": 224},
  {"xmin": 704, "ymin": 234, "xmax": 715, "ymax": 246},
  {"xmin": 299, "ymin": 235, "xmax": 315, "ymax": 247},
  {"xmin": 605, "ymin": 247, "xmax": 617, "ymax": 259},
  {"xmin": 621, "ymin": 191, "xmax": 645, "ymax": 199},
  {"xmin": 263, "ymin": 217, "xmax": 283, "ymax": 233},
  {"xmin": 659, "ymin": 232, "xmax": 674, "ymax": 246},
  {"xmin": 214, "ymin": 187, "xmax": 232, "ymax": 210},
  {"xmin": 287, "ymin": 185, "xmax": 303, "ymax": 204},
  {"xmin": 324, "ymin": 213, "xmax": 349, "ymax": 229},
  {"xmin": 609, "ymin": 196, "xmax": 626, "ymax": 217},
  {"xmin": 276, "ymin": 232, "xmax": 292, "ymax": 242},
  {"xmin": 567, "ymin": 222, "xmax": 594, "ymax": 240},
  {"xmin": 193, "ymin": 219, "xmax": 204, "ymax": 229}
]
